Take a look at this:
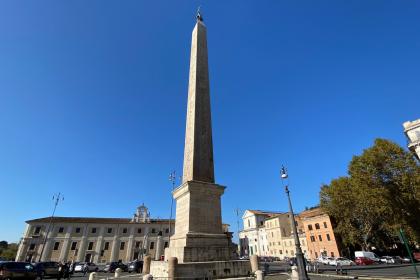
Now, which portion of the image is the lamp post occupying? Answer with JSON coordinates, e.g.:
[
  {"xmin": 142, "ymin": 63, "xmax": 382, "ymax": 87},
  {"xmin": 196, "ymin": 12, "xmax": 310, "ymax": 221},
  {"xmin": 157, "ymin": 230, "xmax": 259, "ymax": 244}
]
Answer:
[{"xmin": 281, "ymin": 166, "xmax": 309, "ymax": 280}]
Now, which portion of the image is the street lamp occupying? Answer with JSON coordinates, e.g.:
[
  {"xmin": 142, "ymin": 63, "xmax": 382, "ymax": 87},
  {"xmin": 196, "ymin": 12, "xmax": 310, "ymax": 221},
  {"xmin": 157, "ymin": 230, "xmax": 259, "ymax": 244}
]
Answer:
[{"xmin": 281, "ymin": 166, "xmax": 309, "ymax": 280}]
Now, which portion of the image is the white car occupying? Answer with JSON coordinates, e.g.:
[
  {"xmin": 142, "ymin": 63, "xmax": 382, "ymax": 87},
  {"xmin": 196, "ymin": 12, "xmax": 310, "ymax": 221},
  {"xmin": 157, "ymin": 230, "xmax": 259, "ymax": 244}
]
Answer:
[
  {"xmin": 74, "ymin": 262, "xmax": 98, "ymax": 273},
  {"xmin": 329, "ymin": 257, "xmax": 355, "ymax": 266},
  {"xmin": 318, "ymin": 257, "xmax": 335, "ymax": 265}
]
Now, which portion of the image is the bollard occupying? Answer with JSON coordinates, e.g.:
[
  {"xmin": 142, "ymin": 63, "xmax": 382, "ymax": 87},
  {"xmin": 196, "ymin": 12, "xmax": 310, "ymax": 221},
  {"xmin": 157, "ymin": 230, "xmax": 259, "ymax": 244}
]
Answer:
[
  {"xmin": 250, "ymin": 255, "xmax": 259, "ymax": 272},
  {"xmin": 168, "ymin": 257, "xmax": 178, "ymax": 280},
  {"xmin": 255, "ymin": 270, "xmax": 264, "ymax": 280},
  {"xmin": 143, "ymin": 255, "xmax": 152, "ymax": 274},
  {"xmin": 89, "ymin": 272, "xmax": 97, "ymax": 280},
  {"xmin": 114, "ymin": 267, "xmax": 122, "ymax": 278},
  {"xmin": 290, "ymin": 265, "xmax": 299, "ymax": 280}
]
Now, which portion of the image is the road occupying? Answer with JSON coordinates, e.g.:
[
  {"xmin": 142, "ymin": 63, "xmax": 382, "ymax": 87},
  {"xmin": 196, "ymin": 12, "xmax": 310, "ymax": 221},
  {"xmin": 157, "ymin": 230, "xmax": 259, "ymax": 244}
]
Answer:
[{"xmin": 264, "ymin": 261, "xmax": 420, "ymax": 279}]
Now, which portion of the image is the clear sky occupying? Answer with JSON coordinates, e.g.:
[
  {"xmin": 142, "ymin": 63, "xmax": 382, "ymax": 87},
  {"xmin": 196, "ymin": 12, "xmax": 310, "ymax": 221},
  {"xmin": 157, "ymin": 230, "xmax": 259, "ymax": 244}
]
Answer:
[{"xmin": 0, "ymin": 1, "xmax": 419, "ymax": 243}]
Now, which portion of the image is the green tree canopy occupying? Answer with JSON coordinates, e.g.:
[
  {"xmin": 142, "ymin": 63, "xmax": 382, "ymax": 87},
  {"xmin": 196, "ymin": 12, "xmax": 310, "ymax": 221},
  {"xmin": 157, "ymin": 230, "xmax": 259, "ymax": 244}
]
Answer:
[{"xmin": 320, "ymin": 138, "xmax": 420, "ymax": 250}]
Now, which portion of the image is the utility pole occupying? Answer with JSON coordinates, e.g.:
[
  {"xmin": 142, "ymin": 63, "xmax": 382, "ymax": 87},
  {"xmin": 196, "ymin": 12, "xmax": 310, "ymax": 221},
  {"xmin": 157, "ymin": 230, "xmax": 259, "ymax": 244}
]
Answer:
[
  {"xmin": 168, "ymin": 171, "xmax": 176, "ymax": 247},
  {"xmin": 281, "ymin": 166, "xmax": 309, "ymax": 280},
  {"xmin": 38, "ymin": 192, "xmax": 64, "ymax": 262}
]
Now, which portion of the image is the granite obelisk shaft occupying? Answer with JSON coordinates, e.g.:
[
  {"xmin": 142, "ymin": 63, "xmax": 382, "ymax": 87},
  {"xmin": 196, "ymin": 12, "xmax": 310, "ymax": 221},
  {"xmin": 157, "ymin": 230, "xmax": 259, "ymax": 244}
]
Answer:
[{"xmin": 182, "ymin": 20, "xmax": 215, "ymax": 184}]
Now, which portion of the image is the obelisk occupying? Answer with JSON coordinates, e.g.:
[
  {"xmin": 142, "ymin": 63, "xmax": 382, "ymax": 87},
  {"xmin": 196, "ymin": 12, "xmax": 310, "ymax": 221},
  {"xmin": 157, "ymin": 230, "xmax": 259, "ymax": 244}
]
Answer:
[{"xmin": 165, "ymin": 12, "xmax": 234, "ymax": 263}]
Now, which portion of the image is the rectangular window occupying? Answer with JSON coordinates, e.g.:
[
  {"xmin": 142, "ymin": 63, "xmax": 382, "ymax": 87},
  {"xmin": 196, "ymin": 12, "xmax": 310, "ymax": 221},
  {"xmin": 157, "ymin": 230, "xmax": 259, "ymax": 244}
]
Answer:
[
  {"xmin": 123, "ymin": 228, "xmax": 127, "ymax": 234},
  {"xmin": 315, "ymin": 252, "xmax": 318, "ymax": 258},
  {"xmin": 308, "ymin": 225, "xmax": 313, "ymax": 231},
  {"xmin": 34, "ymin": 227, "xmax": 41, "ymax": 235},
  {"xmin": 165, "ymin": 228, "xmax": 169, "ymax": 233},
  {"xmin": 88, "ymin": 242, "xmax": 94, "ymax": 250},
  {"xmin": 150, "ymin": 242, "xmax": 155, "ymax": 249},
  {"xmin": 29, "ymin": 244, "xmax": 35, "ymax": 250},
  {"xmin": 91, "ymin": 228, "xmax": 97, "ymax": 234},
  {"xmin": 151, "ymin": 228, "xmax": 156, "ymax": 234},
  {"xmin": 279, "ymin": 250, "xmax": 282, "ymax": 254},
  {"xmin": 318, "ymin": 235, "xmax": 323, "ymax": 242},
  {"xmin": 107, "ymin": 228, "xmax": 112, "ymax": 234},
  {"xmin": 137, "ymin": 228, "xmax": 141, "ymax": 234},
  {"xmin": 135, "ymin": 241, "xmax": 141, "ymax": 248},
  {"xmin": 315, "ymin": 223, "xmax": 320, "ymax": 230},
  {"xmin": 331, "ymin": 252, "xmax": 335, "ymax": 257},
  {"xmin": 75, "ymin": 228, "xmax": 81, "ymax": 233},
  {"xmin": 53, "ymin": 242, "xmax": 60, "ymax": 250},
  {"xmin": 310, "ymin": 236, "xmax": 315, "ymax": 242},
  {"xmin": 326, "ymin": 234, "xmax": 331, "ymax": 241},
  {"xmin": 58, "ymin": 227, "xmax": 64, "ymax": 233},
  {"xmin": 71, "ymin": 242, "xmax": 77, "ymax": 250},
  {"xmin": 120, "ymin": 242, "xmax": 125, "ymax": 250},
  {"xmin": 164, "ymin": 242, "xmax": 168, "ymax": 248},
  {"xmin": 323, "ymin": 222, "xmax": 328, "ymax": 228},
  {"xmin": 104, "ymin": 242, "xmax": 109, "ymax": 250}
]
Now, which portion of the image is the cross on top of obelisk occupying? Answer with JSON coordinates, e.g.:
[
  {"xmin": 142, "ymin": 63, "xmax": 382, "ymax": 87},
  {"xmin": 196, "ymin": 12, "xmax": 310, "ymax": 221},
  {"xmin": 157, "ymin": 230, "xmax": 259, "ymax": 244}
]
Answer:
[
  {"xmin": 196, "ymin": 7, "xmax": 203, "ymax": 22},
  {"xmin": 182, "ymin": 10, "xmax": 214, "ymax": 184}
]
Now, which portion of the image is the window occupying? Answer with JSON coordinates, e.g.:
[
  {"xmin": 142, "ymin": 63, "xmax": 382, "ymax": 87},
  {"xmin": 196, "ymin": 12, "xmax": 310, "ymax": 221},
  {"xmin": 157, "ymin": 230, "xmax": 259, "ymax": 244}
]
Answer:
[
  {"xmin": 58, "ymin": 227, "xmax": 64, "ymax": 233},
  {"xmin": 150, "ymin": 242, "xmax": 155, "ymax": 249},
  {"xmin": 34, "ymin": 227, "xmax": 41, "ymax": 235},
  {"xmin": 271, "ymin": 232, "xmax": 274, "ymax": 237},
  {"xmin": 123, "ymin": 228, "xmax": 127, "ymax": 234},
  {"xmin": 318, "ymin": 235, "xmax": 322, "ymax": 242},
  {"xmin": 53, "ymin": 242, "xmax": 60, "ymax": 250},
  {"xmin": 260, "ymin": 221, "xmax": 263, "ymax": 226},
  {"xmin": 280, "ymin": 250, "xmax": 283, "ymax": 254},
  {"xmin": 91, "ymin": 228, "xmax": 97, "ymax": 234},
  {"xmin": 164, "ymin": 242, "xmax": 168, "ymax": 248},
  {"xmin": 120, "ymin": 242, "xmax": 125, "ymax": 250},
  {"xmin": 291, "ymin": 250, "xmax": 294, "ymax": 255},
  {"xmin": 323, "ymin": 222, "xmax": 328, "ymax": 228},
  {"xmin": 151, "ymin": 228, "xmax": 156, "ymax": 234},
  {"xmin": 248, "ymin": 220, "xmax": 251, "ymax": 227},
  {"xmin": 107, "ymin": 228, "xmax": 112, "ymax": 234},
  {"xmin": 29, "ymin": 244, "xmax": 35, "ymax": 250},
  {"xmin": 88, "ymin": 242, "xmax": 94, "ymax": 250},
  {"xmin": 315, "ymin": 252, "xmax": 318, "ymax": 258},
  {"xmin": 104, "ymin": 242, "xmax": 109, "ymax": 250},
  {"xmin": 137, "ymin": 228, "xmax": 141, "ymax": 234},
  {"xmin": 135, "ymin": 241, "xmax": 141, "ymax": 248},
  {"xmin": 326, "ymin": 234, "xmax": 331, "ymax": 241},
  {"xmin": 331, "ymin": 252, "xmax": 335, "ymax": 257},
  {"xmin": 308, "ymin": 225, "xmax": 313, "ymax": 231},
  {"xmin": 75, "ymin": 228, "xmax": 81, "ymax": 233},
  {"xmin": 165, "ymin": 228, "xmax": 169, "ymax": 233},
  {"xmin": 315, "ymin": 223, "xmax": 320, "ymax": 230},
  {"xmin": 310, "ymin": 236, "xmax": 315, "ymax": 242}
]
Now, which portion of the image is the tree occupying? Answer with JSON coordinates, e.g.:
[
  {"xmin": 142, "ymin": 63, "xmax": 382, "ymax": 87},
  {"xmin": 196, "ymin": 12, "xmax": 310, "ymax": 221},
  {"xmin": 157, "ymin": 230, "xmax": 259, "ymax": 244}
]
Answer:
[
  {"xmin": 320, "ymin": 138, "xmax": 420, "ymax": 250},
  {"xmin": 0, "ymin": 241, "xmax": 18, "ymax": 261}
]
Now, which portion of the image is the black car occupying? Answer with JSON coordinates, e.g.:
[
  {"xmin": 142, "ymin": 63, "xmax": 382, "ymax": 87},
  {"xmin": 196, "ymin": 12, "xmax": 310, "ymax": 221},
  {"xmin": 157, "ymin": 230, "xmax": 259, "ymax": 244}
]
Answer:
[
  {"xmin": 32, "ymin": 262, "xmax": 60, "ymax": 278},
  {"xmin": 128, "ymin": 260, "xmax": 143, "ymax": 273},
  {"xmin": 103, "ymin": 262, "xmax": 127, "ymax": 273},
  {"xmin": 0, "ymin": 261, "xmax": 37, "ymax": 280}
]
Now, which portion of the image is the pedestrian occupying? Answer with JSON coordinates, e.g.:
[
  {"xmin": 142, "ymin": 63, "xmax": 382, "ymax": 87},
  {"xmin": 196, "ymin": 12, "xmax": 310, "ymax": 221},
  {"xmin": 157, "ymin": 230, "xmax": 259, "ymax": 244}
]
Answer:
[
  {"xmin": 63, "ymin": 262, "xmax": 70, "ymax": 279},
  {"xmin": 57, "ymin": 262, "xmax": 63, "ymax": 280},
  {"xmin": 83, "ymin": 263, "xmax": 89, "ymax": 276}
]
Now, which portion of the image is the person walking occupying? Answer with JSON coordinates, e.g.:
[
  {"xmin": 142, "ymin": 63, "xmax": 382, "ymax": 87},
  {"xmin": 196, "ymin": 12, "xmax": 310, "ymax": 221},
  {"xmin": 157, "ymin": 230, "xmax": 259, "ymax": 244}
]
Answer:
[{"xmin": 83, "ymin": 263, "xmax": 89, "ymax": 276}]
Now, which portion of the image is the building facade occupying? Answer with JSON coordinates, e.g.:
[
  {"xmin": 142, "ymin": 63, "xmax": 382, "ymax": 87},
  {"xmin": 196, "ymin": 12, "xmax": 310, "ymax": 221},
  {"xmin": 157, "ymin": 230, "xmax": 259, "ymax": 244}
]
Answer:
[
  {"xmin": 403, "ymin": 119, "xmax": 420, "ymax": 160},
  {"xmin": 15, "ymin": 205, "xmax": 174, "ymax": 264},
  {"xmin": 239, "ymin": 207, "xmax": 339, "ymax": 260},
  {"xmin": 300, "ymin": 207, "xmax": 340, "ymax": 260}
]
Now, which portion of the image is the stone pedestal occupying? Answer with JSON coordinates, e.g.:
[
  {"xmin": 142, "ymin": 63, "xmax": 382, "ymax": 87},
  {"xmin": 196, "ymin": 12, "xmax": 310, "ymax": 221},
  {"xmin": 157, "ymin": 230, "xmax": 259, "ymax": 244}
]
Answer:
[{"xmin": 165, "ymin": 180, "xmax": 235, "ymax": 263}]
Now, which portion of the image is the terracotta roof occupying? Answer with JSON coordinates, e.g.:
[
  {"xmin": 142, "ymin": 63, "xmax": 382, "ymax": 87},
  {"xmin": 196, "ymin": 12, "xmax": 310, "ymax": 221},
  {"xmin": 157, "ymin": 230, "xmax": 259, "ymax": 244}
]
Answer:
[
  {"xmin": 298, "ymin": 207, "xmax": 326, "ymax": 219},
  {"xmin": 26, "ymin": 216, "xmax": 174, "ymax": 224}
]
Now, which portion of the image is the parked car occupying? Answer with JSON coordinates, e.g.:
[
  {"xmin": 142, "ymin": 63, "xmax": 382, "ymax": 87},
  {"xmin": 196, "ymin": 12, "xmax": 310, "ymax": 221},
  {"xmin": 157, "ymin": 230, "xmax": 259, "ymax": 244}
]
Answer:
[
  {"xmin": 355, "ymin": 257, "xmax": 375, "ymax": 265},
  {"xmin": 0, "ymin": 261, "xmax": 37, "ymax": 280},
  {"xmin": 354, "ymin": 251, "xmax": 380, "ymax": 263},
  {"xmin": 318, "ymin": 257, "xmax": 335, "ymax": 265},
  {"xmin": 32, "ymin": 262, "xmax": 60, "ymax": 278},
  {"xmin": 128, "ymin": 260, "xmax": 143, "ymax": 273},
  {"xmin": 104, "ymin": 262, "xmax": 127, "ymax": 273},
  {"xmin": 329, "ymin": 257, "xmax": 355, "ymax": 266},
  {"xmin": 413, "ymin": 252, "xmax": 420, "ymax": 262},
  {"xmin": 74, "ymin": 262, "xmax": 98, "ymax": 273},
  {"xmin": 380, "ymin": 256, "xmax": 393, "ymax": 264}
]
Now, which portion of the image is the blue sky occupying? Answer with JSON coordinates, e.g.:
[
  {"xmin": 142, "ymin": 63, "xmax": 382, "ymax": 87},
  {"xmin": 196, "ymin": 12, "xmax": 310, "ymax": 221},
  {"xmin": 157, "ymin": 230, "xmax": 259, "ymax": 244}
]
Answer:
[{"xmin": 0, "ymin": 1, "xmax": 419, "ymax": 243}]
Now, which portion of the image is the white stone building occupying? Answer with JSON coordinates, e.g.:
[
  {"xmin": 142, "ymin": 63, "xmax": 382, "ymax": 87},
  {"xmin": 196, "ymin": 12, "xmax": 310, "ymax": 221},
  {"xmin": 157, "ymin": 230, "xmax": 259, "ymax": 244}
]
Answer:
[
  {"xmin": 15, "ymin": 205, "xmax": 174, "ymax": 264},
  {"xmin": 403, "ymin": 119, "xmax": 420, "ymax": 160}
]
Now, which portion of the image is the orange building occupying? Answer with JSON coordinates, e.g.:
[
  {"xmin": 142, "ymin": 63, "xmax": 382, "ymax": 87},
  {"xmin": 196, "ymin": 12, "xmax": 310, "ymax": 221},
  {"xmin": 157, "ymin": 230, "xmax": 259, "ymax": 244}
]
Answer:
[{"xmin": 299, "ymin": 207, "xmax": 340, "ymax": 260}]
